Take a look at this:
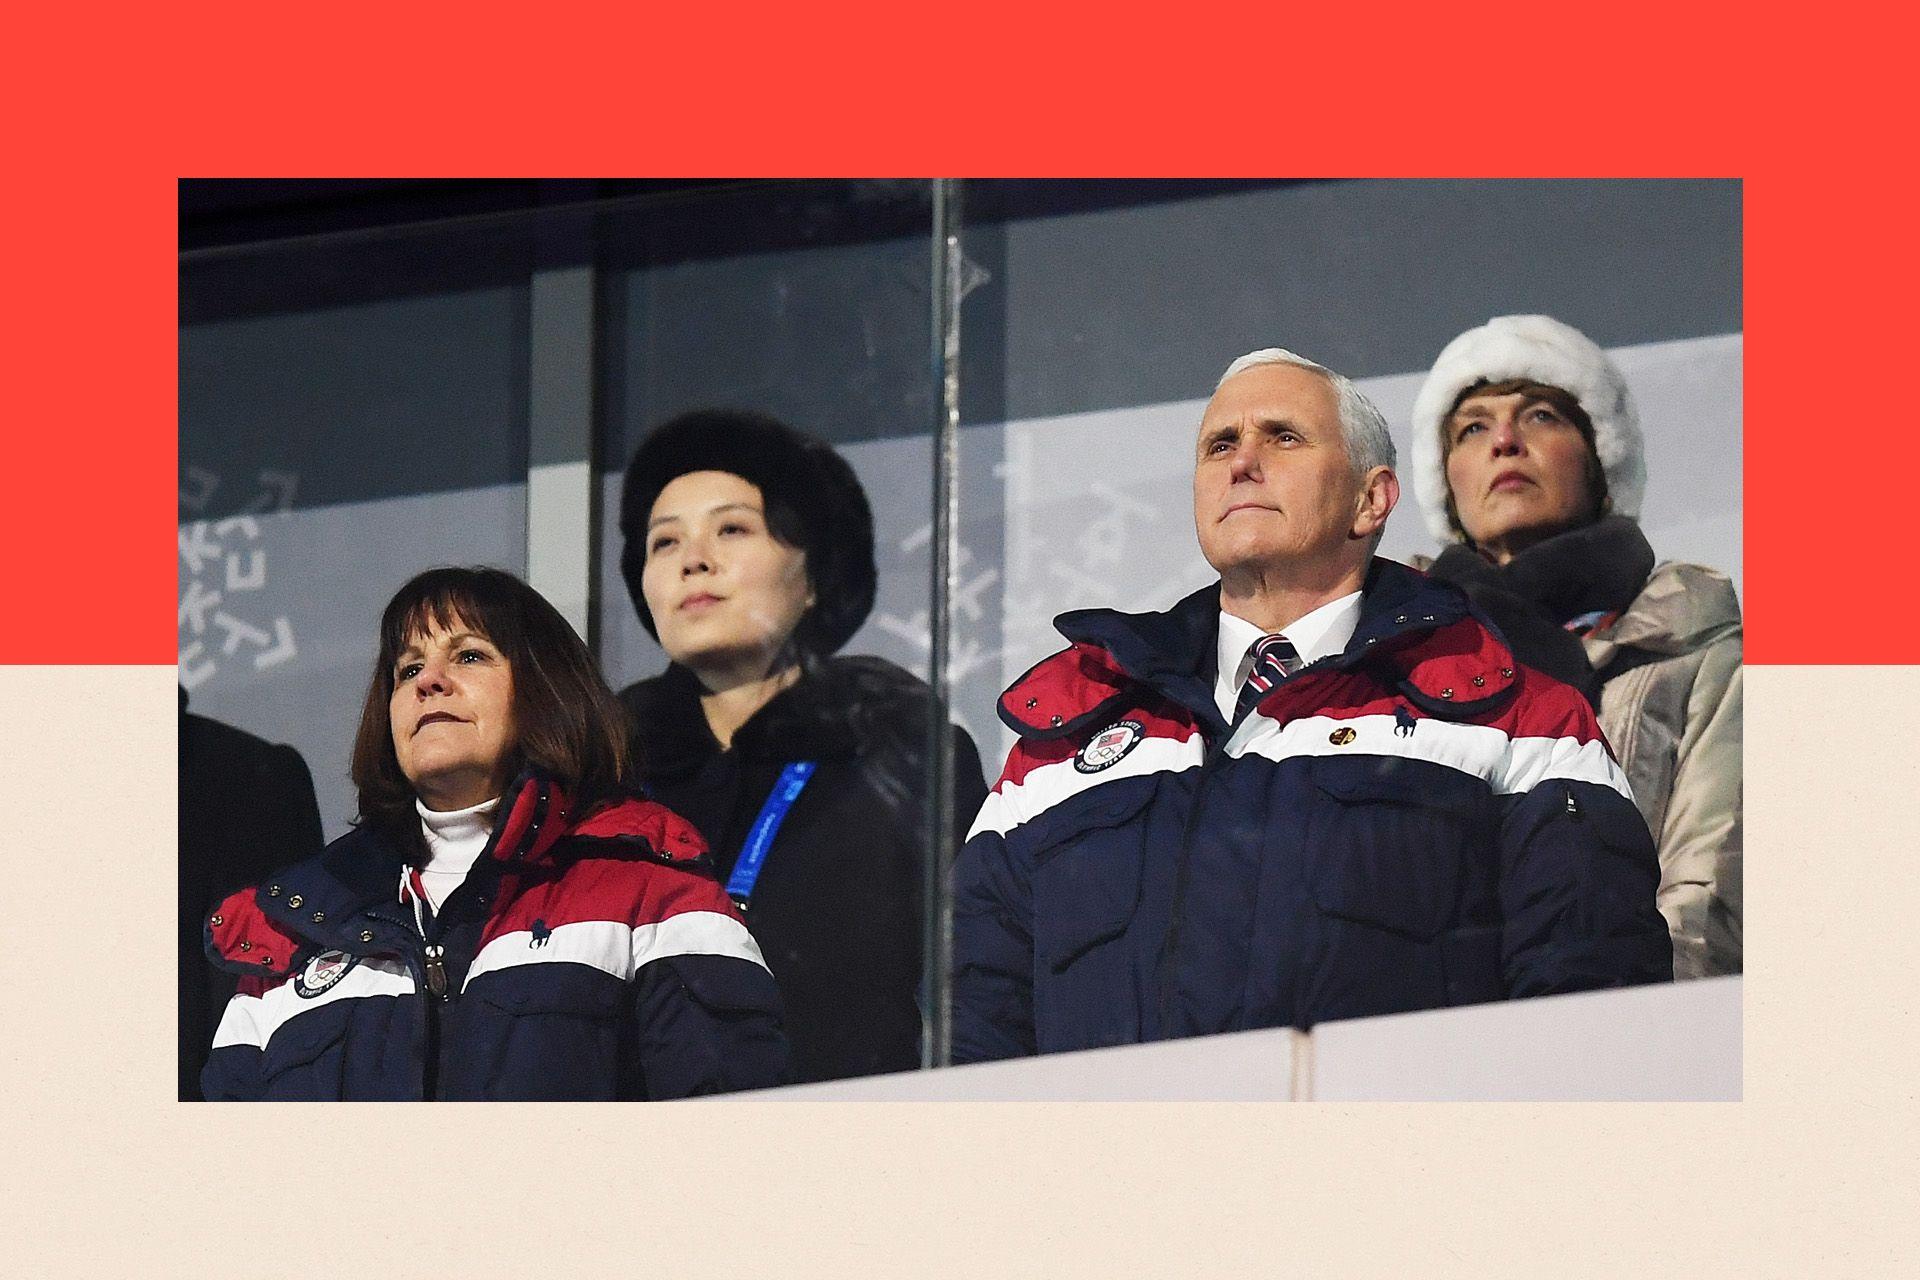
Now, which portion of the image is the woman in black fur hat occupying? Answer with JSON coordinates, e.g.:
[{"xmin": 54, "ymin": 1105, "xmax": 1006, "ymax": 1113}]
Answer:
[{"xmin": 618, "ymin": 408, "xmax": 987, "ymax": 1083}]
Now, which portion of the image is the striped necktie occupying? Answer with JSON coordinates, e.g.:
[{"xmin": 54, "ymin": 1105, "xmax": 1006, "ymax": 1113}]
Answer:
[{"xmin": 1235, "ymin": 632, "xmax": 1300, "ymax": 722}]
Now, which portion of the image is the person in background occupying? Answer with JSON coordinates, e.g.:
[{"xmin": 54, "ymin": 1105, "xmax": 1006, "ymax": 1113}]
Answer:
[
  {"xmin": 951, "ymin": 346, "xmax": 1670, "ymax": 1063},
  {"xmin": 1409, "ymin": 314, "xmax": 1741, "ymax": 979},
  {"xmin": 179, "ymin": 688, "xmax": 324, "ymax": 1100},
  {"xmin": 201, "ymin": 566, "xmax": 789, "ymax": 1100},
  {"xmin": 618, "ymin": 408, "xmax": 987, "ymax": 1083}
]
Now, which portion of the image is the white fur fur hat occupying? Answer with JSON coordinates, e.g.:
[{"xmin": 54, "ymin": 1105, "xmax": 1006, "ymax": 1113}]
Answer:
[{"xmin": 1409, "ymin": 314, "xmax": 1645, "ymax": 544}]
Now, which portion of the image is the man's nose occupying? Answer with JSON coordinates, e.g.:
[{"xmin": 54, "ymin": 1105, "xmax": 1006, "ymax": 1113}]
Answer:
[{"xmin": 1228, "ymin": 437, "xmax": 1262, "ymax": 481}]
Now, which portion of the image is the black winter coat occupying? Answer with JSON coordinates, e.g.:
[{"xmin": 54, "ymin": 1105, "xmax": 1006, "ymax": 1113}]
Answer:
[
  {"xmin": 179, "ymin": 689, "xmax": 324, "ymax": 1100},
  {"xmin": 621, "ymin": 656, "xmax": 989, "ymax": 1083}
]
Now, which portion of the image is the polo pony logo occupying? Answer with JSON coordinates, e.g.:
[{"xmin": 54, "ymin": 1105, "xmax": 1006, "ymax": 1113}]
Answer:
[
  {"xmin": 1393, "ymin": 705, "xmax": 1417, "ymax": 737},
  {"xmin": 530, "ymin": 919, "xmax": 552, "ymax": 948}
]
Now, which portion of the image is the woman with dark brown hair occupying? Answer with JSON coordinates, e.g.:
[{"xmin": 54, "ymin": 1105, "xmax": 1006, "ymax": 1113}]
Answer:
[{"xmin": 201, "ymin": 566, "xmax": 791, "ymax": 1100}]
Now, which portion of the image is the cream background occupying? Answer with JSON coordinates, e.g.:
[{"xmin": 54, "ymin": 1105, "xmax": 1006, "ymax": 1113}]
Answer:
[{"xmin": 0, "ymin": 666, "xmax": 1911, "ymax": 1275}]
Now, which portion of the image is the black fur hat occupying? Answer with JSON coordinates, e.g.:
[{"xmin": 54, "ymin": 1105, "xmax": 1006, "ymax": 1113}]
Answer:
[{"xmin": 619, "ymin": 408, "xmax": 878, "ymax": 658}]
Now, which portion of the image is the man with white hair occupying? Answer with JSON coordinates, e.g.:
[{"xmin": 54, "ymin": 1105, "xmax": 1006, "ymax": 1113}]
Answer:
[{"xmin": 950, "ymin": 347, "xmax": 1671, "ymax": 1062}]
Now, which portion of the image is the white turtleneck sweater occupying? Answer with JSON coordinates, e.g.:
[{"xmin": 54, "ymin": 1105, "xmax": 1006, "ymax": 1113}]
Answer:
[{"xmin": 414, "ymin": 795, "xmax": 500, "ymax": 911}]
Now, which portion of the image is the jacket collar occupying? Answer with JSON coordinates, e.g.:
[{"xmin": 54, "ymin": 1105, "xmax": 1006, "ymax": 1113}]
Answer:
[
  {"xmin": 204, "ymin": 771, "xmax": 578, "ymax": 974},
  {"xmin": 1433, "ymin": 515, "xmax": 1656, "ymax": 625},
  {"xmin": 1585, "ymin": 560, "xmax": 1742, "ymax": 663},
  {"xmin": 626, "ymin": 657, "xmax": 917, "ymax": 778},
  {"xmin": 1000, "ymin": 558, "xmax": 1520, "ymax": 741},
  {"xmin": 1052, "ymin": 580, "xmax": 1221, "ymax": 730}
]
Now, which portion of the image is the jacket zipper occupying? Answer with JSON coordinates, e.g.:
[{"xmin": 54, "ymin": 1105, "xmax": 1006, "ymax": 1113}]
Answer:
[
  {"xmin": 1153, "ymin": 669, "xmax": 1326, "ymax": 1037},
  {"xmin": 414, "ymin": 913, "xmax": 451, "ymax": 1100},
  {"xmin": 423, "ymin": 944, "xmax": 449, "ymax": 998},
  {"xmin": 1155, "ymin": 734, "xmax": 1229, "ymax": 1038}
]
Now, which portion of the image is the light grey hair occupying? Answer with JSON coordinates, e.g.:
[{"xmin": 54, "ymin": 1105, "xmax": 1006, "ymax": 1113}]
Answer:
[{"xmin": 1216, "ymin": 347, "xmax": 1397, "ymax": 476}]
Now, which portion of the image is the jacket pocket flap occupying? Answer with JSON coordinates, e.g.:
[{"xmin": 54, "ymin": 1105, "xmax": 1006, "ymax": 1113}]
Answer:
[
  {"xmin": 1028, "ymin": 780, "xmax": 1156, "ymax": 863},
  {"xmin": 1312, "ymin": 757, "xmax": 1476, "ymax": 810},
  {"xmin": 1308, "ymin": 758, "xmax": 1476, "ymax": 940},
  {"xmin": 471, "ymin": 964, "xmax": 625, "ymax": 1018},
  {"xmin": 1031, "ymin": 785, "xmax": 1153, "ymax": 972},
  {"xmin": 658, "ymin": 953, "xmax": 781, "ymax": 1018},
  {"xmin": 261, "ymin": 1010, "xmax": 346, "ymax": 1075}
]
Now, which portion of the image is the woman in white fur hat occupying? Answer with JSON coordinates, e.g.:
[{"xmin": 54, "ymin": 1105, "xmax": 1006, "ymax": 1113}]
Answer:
[{"xmin": 1410, "ymin": 314, "xmax": 1741, "ymax": 980}]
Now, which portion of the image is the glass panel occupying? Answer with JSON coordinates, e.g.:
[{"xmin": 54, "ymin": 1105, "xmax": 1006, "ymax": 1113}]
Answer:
[
  {"xmin": 956, "ymin": 180, "xmax": 1743, "ymax": 741},
  {"xmin": 180, "ymin": 214, "xmax": 538, "ymax": 839},
  {"xmin": 946, "ymin": 178, "xmax": 1743, "ymax": 1059},
  {"xmin": 591, "ymin": 180, "xmax": 946, "ymax": 1082}
]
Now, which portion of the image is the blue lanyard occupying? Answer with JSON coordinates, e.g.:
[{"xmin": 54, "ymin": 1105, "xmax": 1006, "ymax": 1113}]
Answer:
[{"xmin": 725, "ymin": 761, "xmax": 817, "ymax": 906}]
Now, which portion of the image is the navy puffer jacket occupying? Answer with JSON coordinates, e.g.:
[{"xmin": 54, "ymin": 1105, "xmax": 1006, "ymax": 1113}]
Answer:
[
  {"xmin": 202, "ymin": 773, "xmax": 791, "ymax": 1100},
  {"xmin": 952, "ymin": 560, "xmax": 1671, "ymax": 1062}
]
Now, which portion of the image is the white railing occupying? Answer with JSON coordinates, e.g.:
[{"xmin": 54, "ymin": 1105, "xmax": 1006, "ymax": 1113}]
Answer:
[{"xmin": 743, "ymin": 977, "xmax": 1741, "ymax": 1101}]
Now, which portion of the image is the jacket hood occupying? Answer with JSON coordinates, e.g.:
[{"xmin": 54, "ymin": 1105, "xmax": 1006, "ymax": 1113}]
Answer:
[
  {"xmin": 998, "ymin": 558, "xmax": 1523, "ymax": 740},
  {"xmin": 203, "ymin": 772, "xmax": 711, "ymax": 975},
  {"xmin": 1589, "ymin": 561, "xmax": 1742, "ymax": 660}
]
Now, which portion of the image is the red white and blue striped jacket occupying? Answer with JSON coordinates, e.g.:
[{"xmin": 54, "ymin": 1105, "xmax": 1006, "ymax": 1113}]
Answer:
[
  {"xmin": 951, "ymin": 559, "xmax": 1672, "ymax": 1062},
  {"xmin": 201, "ymin": 772, "xmax": 791, "ymax": 1100}
]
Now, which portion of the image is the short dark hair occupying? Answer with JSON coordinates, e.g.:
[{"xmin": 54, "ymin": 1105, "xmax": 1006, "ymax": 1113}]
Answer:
[
  {"xmin": 1440, "ymin": 378, "xmax": 1610, "ymax": 543},
  {"xmin": 349, "ymin": 566, "xmax": 632, "ymax": 836}
]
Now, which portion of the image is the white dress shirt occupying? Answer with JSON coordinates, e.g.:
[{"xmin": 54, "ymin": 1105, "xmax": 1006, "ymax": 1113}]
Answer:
[{"xmin": 1212, "ymin": 590, "xmax": 1364, "ymax": 723}]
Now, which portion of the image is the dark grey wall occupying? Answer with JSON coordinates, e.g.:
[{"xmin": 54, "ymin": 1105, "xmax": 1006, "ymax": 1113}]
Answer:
[
  {"xmin": 179, "ymin": 283, "xmax": 531, "ymax": 521},
  {"xmin": 181, "ymin": 179, "xmax": 1739, "ymax": 519},
  {"xmin": 597, "ymin": 181, "xmax": 936, "ymax": 462},
  {"xmin": 959, "ymin": 178, "xmax": 1740, "ymax": 425}
]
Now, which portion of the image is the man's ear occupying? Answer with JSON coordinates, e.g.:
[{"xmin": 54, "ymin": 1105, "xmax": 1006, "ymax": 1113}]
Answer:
[{"xmin": 1352, "ymin": 466, "xmax": 1399, "ymax": 541}]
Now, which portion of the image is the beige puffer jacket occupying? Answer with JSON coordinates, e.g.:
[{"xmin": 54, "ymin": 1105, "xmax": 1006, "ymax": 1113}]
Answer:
[{"xmin": 1582, "ymin": 563, "xmax": 1742, "ymax": 979}]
